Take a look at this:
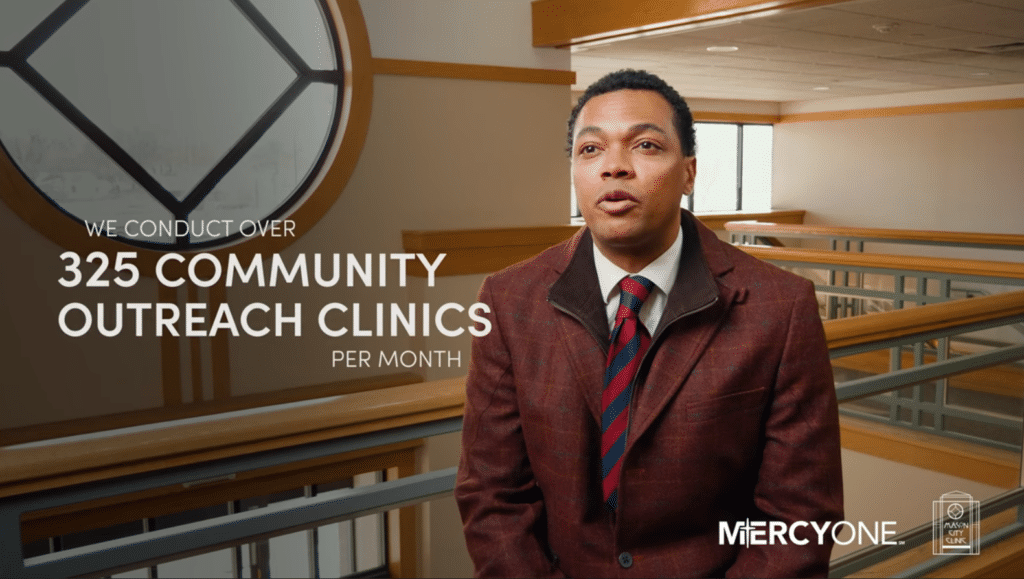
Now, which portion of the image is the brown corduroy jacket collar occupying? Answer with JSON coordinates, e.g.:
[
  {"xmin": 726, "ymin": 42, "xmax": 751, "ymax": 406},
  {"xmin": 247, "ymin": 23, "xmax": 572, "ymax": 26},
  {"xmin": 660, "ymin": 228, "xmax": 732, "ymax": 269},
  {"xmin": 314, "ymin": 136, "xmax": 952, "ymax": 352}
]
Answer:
[{"xmin": 547, "ymin": 209, "xmax": 733, "ymax": 352}]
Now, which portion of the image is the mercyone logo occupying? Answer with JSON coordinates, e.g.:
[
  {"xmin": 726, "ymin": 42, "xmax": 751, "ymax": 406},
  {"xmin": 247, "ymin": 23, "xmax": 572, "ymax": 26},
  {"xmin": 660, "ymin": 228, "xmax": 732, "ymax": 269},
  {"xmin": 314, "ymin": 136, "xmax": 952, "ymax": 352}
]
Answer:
[{"xmin": 719, "ymin": 519, "xmax": 900, "ymax": 547}]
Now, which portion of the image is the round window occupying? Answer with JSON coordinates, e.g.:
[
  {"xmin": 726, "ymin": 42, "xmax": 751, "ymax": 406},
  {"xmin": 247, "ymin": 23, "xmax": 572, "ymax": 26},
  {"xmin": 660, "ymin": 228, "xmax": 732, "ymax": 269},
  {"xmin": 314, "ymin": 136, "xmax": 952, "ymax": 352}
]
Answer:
[{"xmin": 0, "ymin": 0, "xmax": 368, "ymax": 252}]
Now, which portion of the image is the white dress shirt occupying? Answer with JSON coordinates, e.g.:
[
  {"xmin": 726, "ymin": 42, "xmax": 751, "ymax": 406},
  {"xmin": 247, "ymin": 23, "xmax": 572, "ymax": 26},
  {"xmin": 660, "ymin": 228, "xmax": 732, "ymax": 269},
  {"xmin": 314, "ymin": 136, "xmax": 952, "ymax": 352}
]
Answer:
[{"xmin": 593, "ymin": 226, "xmax": 683, "ymax": 335}]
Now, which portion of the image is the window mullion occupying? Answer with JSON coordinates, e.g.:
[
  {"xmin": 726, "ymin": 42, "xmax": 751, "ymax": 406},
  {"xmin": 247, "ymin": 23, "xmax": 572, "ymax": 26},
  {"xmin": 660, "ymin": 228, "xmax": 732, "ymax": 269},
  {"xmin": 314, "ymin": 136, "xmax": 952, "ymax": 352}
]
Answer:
[{"xmin": 735, "ymin": 124, "xmax": 743, "ymax": 212}]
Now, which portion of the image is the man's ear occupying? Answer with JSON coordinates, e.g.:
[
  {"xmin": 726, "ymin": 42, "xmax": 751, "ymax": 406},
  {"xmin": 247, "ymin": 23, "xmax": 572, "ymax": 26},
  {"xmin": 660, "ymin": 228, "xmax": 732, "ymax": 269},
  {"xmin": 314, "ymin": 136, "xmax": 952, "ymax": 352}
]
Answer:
[{"xmin": 683, "ymin": 156, "xmax": 697, "ymax": 195}]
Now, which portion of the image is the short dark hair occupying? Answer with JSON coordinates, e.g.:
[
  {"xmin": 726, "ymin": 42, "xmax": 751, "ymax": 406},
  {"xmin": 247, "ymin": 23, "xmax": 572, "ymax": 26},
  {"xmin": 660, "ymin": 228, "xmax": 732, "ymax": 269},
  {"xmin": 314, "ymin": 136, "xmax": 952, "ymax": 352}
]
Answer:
[{"xmin": 567, "ymin": 69, "xmax": 696, "ymax": 157}]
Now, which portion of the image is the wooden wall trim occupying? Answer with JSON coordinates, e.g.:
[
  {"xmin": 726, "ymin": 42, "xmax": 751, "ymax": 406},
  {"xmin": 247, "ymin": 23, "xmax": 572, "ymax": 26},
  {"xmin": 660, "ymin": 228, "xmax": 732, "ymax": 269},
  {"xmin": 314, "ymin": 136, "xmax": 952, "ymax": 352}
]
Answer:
[
  {"xmin": 779, "ymin": 98, "xmax": 1024, "ymax": 123},
  {"xmin": 840, "ymin": 416, "xmax": 1018, "ymax": 489},
  {"xmin": 532, "ymin": 0, "xmax": 849, "ymax": 47},
  {"xmin": 373, "ymin": 58, "xmax": 576, "ymax": 85},
  {"xmin": 692, "ymin": 111, "xmax": 780, "ymax": 124},
  {"xmin": 402, "ymin": 210, "xmax": 806, "ymax": 277},
  {"xmin": 402, "ymin": 225, "xmax": 579, "ymax": 251},
  {"xmin": 695, "ymin": 209, "xmax": 805, "ymax": 231},
  {"xmin": 698, "ymin": 98, "xmax": 1024, "ymax": 125},
  {"xmin": 402, "ymin": 225, "xmax": 580, "ymax": 277}
]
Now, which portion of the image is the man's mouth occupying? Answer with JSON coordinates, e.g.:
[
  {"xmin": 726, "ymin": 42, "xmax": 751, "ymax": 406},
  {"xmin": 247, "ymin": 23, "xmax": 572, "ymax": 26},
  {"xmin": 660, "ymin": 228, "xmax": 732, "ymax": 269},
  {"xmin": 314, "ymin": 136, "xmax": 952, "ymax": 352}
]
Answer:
[{"xmin": 598, "ymin": 191, "xmax": 639, "ymax": 214}]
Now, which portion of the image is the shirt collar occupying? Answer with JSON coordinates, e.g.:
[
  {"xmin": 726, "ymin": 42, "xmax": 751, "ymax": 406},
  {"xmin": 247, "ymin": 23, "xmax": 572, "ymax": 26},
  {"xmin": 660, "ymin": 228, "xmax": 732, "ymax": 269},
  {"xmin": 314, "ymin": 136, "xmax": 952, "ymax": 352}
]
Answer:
[{"xmin": 594, "ymin": 226, "xmax": 683, "ymax": 305}]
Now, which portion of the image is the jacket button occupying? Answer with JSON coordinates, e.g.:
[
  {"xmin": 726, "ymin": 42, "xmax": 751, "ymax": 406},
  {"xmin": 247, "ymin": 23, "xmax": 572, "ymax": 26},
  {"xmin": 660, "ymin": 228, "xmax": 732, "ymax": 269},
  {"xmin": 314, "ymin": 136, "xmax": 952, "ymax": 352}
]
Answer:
[{"xmin": 618, "ymin": 551, "xmax": 633, "ymax": 568}]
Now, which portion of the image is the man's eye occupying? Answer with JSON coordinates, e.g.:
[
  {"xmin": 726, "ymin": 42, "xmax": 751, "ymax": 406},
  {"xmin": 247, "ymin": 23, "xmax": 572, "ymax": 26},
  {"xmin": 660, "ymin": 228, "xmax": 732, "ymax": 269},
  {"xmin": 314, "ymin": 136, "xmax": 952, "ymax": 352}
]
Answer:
[
  {"xmin": 638, "ymin": 141, "xmax": 659, "ymax": 150},
  {"xmin": 579, "ymin": 145, "xmax": 598, "ymax": 155}
]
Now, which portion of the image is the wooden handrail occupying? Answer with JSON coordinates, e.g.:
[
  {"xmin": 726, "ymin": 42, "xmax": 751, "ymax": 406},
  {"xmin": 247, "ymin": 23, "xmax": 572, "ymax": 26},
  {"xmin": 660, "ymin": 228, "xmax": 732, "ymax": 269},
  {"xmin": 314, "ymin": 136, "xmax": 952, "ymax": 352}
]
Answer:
[
  {"xmin": 0, "ymin": 372, "xmax": 424, "ymax": 446},
  {"xmin": 740, "ymin": 246, "xmax": 1024, "ymax": 280},
  {"xmin": 726, "ymin": 221, "xmax": 1024, "ymax": 249},
  {"xmin": 824, "ymin": 290, "xmax": 1024, "ymax": 351},
  {"xmin": 0, "ymin": 379, "xmax": 465, "ymax": 499}
]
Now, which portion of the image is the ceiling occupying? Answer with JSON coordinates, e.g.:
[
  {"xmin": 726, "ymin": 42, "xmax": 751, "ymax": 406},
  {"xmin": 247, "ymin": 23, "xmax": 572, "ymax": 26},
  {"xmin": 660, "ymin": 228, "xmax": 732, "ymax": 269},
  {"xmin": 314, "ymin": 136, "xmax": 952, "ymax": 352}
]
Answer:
[{"xmin": 570, "ymin": 0, "xmax": 1024, "ymax": 102}]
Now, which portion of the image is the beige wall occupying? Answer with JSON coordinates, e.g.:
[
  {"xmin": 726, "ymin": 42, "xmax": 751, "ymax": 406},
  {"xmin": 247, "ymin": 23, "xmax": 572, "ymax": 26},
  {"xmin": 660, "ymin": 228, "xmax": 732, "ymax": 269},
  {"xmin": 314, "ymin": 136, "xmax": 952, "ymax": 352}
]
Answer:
[
  {"xmin": 773, "ymin": 106, "xmax": 1024, "ymax": 238},
  {"xmin": 0, "ymin": 209, "xmax": 166, "ymax": 425}
]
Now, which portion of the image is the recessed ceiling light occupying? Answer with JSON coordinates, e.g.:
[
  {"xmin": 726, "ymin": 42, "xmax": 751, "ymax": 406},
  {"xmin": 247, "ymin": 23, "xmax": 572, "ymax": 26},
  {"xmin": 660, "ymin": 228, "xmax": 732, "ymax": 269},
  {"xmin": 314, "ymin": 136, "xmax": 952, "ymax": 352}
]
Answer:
[
  {"xmin": 706, "ymin": 46, "xmax": 739, "ymax": 52},
  {"xmin": 812, "ymin": 86, "xmax": 831, "ymax": 91}
]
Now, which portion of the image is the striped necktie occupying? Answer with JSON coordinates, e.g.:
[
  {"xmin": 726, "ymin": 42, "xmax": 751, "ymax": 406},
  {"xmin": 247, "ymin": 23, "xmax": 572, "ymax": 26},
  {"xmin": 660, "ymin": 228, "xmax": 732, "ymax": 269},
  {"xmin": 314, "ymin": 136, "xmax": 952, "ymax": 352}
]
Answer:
[{"xmin": 601, "ymin": 275, "xmax": 653, "ymax": 511}]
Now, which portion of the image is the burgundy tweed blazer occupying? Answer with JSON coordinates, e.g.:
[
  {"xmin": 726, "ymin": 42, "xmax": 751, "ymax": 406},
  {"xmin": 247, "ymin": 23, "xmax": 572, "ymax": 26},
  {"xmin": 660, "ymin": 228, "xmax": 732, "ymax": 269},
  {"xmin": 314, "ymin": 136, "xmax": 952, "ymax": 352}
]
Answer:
[{"xmin": 456, "ymin": 210, "xmax": 843, "ymax": 578}]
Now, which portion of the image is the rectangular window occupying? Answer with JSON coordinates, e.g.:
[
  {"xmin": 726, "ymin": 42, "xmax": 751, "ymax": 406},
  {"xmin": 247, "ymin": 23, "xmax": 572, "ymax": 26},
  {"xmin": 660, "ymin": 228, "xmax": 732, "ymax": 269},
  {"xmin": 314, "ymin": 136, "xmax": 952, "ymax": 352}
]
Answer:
[
  {"xmin": 691, "ymin": 123, "xmax": 739, "ymax": 212},
  {"xmin": 739, "ymin": 124, "xmax": 773, "ymax": 212},
  {"xmin": 689, "ymin": 122, "xmax": 773, "ymax": 213}
]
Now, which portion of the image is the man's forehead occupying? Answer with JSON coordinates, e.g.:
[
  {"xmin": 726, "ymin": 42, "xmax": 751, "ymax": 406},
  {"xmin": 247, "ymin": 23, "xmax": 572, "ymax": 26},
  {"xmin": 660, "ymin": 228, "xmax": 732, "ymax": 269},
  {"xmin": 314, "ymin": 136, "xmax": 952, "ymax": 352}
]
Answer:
[{"xmin": 575, "ymin": 89, "xmax": 675, "ymax": 136}]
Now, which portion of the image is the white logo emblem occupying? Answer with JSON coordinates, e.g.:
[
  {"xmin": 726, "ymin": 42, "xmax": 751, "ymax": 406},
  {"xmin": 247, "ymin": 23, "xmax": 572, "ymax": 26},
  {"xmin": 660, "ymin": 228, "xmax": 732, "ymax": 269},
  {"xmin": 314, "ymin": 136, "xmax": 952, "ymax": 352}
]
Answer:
[{"xmin": 933, "ymin": 491, "xmax": 980, "ymax": 555}]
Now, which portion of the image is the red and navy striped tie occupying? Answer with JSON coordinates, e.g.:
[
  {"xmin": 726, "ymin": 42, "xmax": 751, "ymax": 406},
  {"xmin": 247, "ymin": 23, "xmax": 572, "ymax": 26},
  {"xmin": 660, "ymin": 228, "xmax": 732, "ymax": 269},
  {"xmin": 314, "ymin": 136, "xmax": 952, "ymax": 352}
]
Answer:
[{"xmin": 601, "ymin": 275, "xmax": 653, "ymax": 511}]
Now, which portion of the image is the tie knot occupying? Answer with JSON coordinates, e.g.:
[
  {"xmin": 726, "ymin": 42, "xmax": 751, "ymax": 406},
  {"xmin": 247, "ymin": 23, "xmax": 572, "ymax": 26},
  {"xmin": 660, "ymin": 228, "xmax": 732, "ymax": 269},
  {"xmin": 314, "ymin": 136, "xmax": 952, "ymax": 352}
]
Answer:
[{"xmin": 617, "ymin": 275, "xmax": 653, "ymax": 318}]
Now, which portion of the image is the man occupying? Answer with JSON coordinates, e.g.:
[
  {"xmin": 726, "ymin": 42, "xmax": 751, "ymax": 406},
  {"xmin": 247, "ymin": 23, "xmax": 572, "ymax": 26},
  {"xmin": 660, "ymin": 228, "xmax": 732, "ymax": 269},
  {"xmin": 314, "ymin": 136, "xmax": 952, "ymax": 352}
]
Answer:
[{"xmin": 455, "ymin": 70, "xmax": 843, "ymax": 578}]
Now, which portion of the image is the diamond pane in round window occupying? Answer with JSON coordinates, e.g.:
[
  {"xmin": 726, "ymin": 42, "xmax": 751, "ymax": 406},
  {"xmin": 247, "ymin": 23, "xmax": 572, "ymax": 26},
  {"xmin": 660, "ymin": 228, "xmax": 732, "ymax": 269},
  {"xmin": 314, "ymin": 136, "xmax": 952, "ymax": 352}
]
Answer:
[{"xmin": 0, "ymin": 0, "xmax": 345, "ymax": 250}]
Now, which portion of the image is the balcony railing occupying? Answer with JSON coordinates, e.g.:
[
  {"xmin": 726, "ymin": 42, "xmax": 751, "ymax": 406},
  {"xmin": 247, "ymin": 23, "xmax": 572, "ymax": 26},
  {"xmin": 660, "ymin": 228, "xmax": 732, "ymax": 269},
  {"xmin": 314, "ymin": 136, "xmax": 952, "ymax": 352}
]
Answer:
[{"xmin": 2, "ymin": 285, "xmax": 1023, "ymax": 577}]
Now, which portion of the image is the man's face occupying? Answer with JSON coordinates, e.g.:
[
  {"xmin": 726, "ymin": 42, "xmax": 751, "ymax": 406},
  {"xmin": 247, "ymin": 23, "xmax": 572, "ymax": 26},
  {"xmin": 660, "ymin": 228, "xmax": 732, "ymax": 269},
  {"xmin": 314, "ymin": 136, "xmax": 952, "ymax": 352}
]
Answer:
[{"xmin": 572, "ymin": 89, "xmax": 695, "ymax": 269}]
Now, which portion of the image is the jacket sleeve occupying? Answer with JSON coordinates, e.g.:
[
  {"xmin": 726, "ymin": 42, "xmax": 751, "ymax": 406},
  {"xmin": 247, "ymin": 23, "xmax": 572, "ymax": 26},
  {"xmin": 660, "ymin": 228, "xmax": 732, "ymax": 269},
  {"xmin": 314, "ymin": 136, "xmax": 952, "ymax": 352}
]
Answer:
[
  {"xmin": 454, "ymin": 276, "xmax": 564, "ymax": 578},
  {"xmin": 727, "ymin": 280, "xmax": 845, "ymax": 578}
]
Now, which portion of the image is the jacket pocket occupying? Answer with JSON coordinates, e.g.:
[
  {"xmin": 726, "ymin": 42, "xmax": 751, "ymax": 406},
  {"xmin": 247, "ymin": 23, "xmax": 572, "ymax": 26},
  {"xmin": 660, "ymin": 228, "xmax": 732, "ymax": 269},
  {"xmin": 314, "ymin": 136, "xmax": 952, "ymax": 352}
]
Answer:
[{"xmin": 685, "ymin": 387, "xmax": 766, "ymax": 422}]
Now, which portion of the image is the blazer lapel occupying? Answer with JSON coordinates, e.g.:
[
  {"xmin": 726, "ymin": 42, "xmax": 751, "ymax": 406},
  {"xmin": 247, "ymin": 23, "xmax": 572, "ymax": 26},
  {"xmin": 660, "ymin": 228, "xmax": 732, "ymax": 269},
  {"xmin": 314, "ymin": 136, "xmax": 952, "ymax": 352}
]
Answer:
[
  {"xmin": 627, "ymin": 298, "xmax": 733, "ymax": 445},
  {"xmin": 627, "ymin": 212, "xmax": 741, "ymax": 449}
]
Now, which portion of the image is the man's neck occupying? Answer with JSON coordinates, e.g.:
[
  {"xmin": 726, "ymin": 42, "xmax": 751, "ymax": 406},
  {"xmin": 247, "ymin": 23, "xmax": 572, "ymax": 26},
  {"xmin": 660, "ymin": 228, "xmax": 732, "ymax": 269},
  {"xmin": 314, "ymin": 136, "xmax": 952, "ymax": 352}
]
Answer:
[
  {"xmin": 594, "ymin": 242, "xmax": 669, "ymax": 273},
  {"xmin": 600, "ymin": 253, "xmax": 654, "ymax": 274}
]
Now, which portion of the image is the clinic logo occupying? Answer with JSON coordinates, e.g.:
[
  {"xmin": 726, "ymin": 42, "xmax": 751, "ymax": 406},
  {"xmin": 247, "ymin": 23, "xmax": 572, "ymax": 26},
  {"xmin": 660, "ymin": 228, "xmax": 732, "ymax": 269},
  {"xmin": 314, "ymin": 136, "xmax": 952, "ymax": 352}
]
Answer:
[{"xmin": 932, "ymin": 491, "xmax": 980, "ymax": 555}]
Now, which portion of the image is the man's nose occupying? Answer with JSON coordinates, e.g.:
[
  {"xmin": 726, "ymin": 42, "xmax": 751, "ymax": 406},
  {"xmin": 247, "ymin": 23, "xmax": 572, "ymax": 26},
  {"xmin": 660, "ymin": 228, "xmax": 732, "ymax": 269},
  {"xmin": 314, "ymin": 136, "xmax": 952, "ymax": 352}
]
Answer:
[{"xmin": 601, "ymin": 148, "xmax": 634, "ymax": 179}]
